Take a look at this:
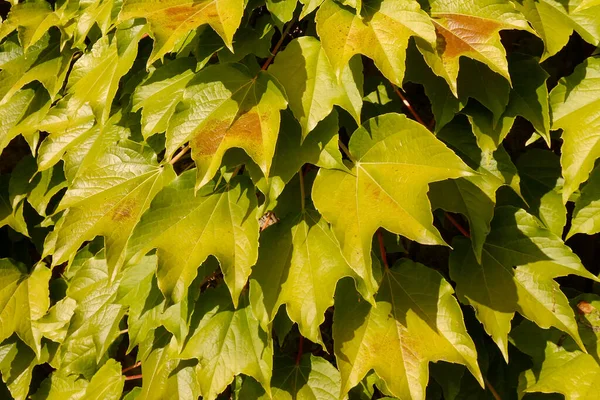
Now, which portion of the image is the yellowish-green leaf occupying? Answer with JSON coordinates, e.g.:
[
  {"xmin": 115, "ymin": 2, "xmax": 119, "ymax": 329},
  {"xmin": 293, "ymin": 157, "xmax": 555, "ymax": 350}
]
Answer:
[
  {"xmin": 0, "ymin": 0, "xmax": 60, "ymax": 49},
  {"xmin": 333, "ymin": 261, "xmax": 482, "ymax": 400},
  {"xmin": 312, "ymin": 113, "xmax": 472, "ymax": 299},
  {"xmin": 180, "ymin": 286, "xmax": 272, "ymax": 400},
  {"xmin": 127, "ymin": 172, "xmax": 259, "ymax": 307},
  {"xmin": 65, "ymin": 22, "xmax": 146, "ymax": 122},
  {"xmin": 569, "ymin": 163, "xmax": 600, "ymax": 238},
  {"xmin": 420, "ymin": 0, "xmax": 533, "ymax": 93},
  {"xmin": 315, "ymin": 0, "xmax": 436, "ymax": 86},
  {"xmin": 119, "ymin": 0, "xmax": 244, "ymax": 65},
  {"xmin": 550, "ymin": 56, "xmax": 600, "ymax": 203},
  {"xmin": 166, "ymin": 63, "xmax": 287, "ymax": 189},
  {"xmin": 250, "ymin": 206, "xmax": 355, "ymax": 345},
  {"xmin": 50, "ymin": 143, "xmax": 176, "ymax": 278},
  {"xmin": 269, "ymin": 36, "xmax": 362, "ymax": 138},
  {"xmin": 132, "ymin": 58, "xmax": 195, "ymax": 139},
  {"xmin": 450, "ymin": 206, "xmax": 599, "ymax": 361},
  {"xmin": 0, "ymin": 260, "xmax": 51, "ymax": 357}
]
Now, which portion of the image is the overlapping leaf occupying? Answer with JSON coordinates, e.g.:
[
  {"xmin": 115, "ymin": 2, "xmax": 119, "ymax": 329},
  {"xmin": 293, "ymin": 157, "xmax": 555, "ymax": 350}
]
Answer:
[
  {"xmin": 315, "ymin": 0, "xmax": 436, "ymax": 86},
  {"xmin": 268, "ymin": 36, "xmax": 362, "ymax": 138},
  {"xmin": 449, "ymin": 206, "xmax": 599, "ymax": 360},
  {"xmin": 313, "ymin": 113, "xmax": 473, "ymax": 299},
  {"xmin": 333, "ymin": 260, "xmax": 482, "ymax": 399},
  {"xmin": 49, "ymin": 143, "xmax": 176, "ymax": 277},
  {"xmin": 550, "ymin": 56, "xmax": 600, "ymax": 203},
  {"xmin": 119, "ymin": 0, "xmax": 244, "ymax": 65},
  {"xmin": 127, "ymin": 171, "xmax": 259, "ymax": 306},
  {"xmin": 166, "ymin": 63, "xmax": 287, "ymax": 189}
]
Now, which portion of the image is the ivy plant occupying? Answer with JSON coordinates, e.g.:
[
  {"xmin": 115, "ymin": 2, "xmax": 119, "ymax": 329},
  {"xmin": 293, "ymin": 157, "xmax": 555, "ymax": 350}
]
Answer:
[{"xmin": 1, "ymin": 0, "xmax": 600, "ymax": 398}]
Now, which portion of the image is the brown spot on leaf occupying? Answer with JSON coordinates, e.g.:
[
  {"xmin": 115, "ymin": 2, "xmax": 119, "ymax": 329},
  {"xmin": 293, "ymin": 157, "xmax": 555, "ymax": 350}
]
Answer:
[
  {"xmin": 577, "ymin": 300, "xmax": 596, "ymax": 315},
  {"xmin": 112, "ymin": 198, "xmax": 137, "ymax": 222},
  {"xmin": 432, "ymin": 15, "xmax": 501, "ymax": 59},
  {"xmin": 192, "ymin": 111, "xmax": 265, "ymax": 156}
]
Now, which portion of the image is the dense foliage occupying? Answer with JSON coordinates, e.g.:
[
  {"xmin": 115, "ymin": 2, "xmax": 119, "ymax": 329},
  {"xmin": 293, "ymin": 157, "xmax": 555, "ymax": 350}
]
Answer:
[{"xmin": 1, "ymin": 0, "xmax": 600, "ymax": 398}]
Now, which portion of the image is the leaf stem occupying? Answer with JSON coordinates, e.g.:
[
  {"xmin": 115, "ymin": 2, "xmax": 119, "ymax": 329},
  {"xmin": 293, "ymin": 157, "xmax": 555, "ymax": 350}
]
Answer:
[
  {"xmin": 122, "ymin": 361, "xmax": 141, "ymax": 373},
  {"xmin": 445, "ymin": 213, "xmax": 470, "ymax": 238},
  {"xmin": 119, "ymin": 329, "xmax": 128, "ymax": 335},
  {"xmin": 299, "ymin": 166, "xmax": 306, "ymax": 212},
  {"xmin": 261, "ymin": 19, "xmax": 295, "ymax": 71},
  {"xmin": 484, "ymin": 377, "xmax": 502, "ymax": 400},
  {"xmin": 392, "ymin": 85, "xmax": 430, "ymax": 129},
  {"xmin": 169, "ymin": 144, "xmax": 190, "ymax": 165},
  {"xmin": 124, "ymin": 374, "xmax": 143, "ymax": 381},
  {"xmin": 338, "ymin": 140, "xmax": 355, "ymax": 163},
  {"xmin": 377, "ymin": 229, "xmax": 389, "ymax": 269},
  {"xmin": 296, "ymin": 335, "xmax": 304, "ymax": 365}
]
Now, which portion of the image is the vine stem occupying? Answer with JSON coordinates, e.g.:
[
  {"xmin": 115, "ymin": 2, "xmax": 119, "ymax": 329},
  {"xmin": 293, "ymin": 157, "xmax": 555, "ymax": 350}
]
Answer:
[
  {"xmin": 122, "ymin": 361, "xmax": 141, "ymax": 373},
  {"xmin": 296, "ymin": 336, "xmax": 304, "ymax": 365},
  {"xmin": 169, "ymin": 144, "xmax": 190, "ymax": 165},
  {"xmin": 376, "ymin": 229, "xmax": 389, "ymax": 269},
  {"xmin": 124, "ymin": 374, "xmax": 143, "ymax": 381},
  {"xmin": 392, "ymin": 85, "xmax": 429, "ymax": 129},
  {"xmin": 338, "ymin": 140, "xmax": 355, "ymax": 163},
  {"xmin": 484, "ymin": 377, "xmax": 502, "ymax": 400},
  {"xmin": 445, "ymin": 213, "xmax": 470, "ymax": 238},
  {"xmin": 261, "ymin": 19, "xmax": 295, "ymax": 71}
]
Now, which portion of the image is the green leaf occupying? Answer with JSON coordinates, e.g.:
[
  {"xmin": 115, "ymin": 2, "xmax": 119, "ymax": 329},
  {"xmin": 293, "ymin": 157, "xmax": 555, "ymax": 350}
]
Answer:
[
  {"xmin": 569, "ymin": 163, "xmax": 600, "ymax": 237},
  {"xmin": 419, "ymin": 0, "xmax": 533, "ymax": 93},
  {"xmin": 166, "ymin": 63, "xmax": 287, "ymax": 189},
  {"xmin": 50, "ymin": 143, "xmax": 176, "ymax": 278},
  {"xmin": 266, "ymin": 0, "xmax": 297, "ymax": 26},
  {"xmin": 127, "ymin": 172, "xmax": 259, "ymax": 306},
  {"xmin": 550, "ymin": 56, "xmax": 600, "ymax": 203},
  {"xmin": 0, "ymin": 175, "xmax": 29, "ymax": 236},
  {"xmin": 0, "ymin": 86, "xmax": 51, "ymax": 155},
  {"xmin": 464, "ymin": 102, "xmax": 515, "ymax": 154},
  {"xmin": 247, "ymin": 110, "xmax": 346, "ymax": 213},
  {"xmin": 430, "ymin": 117, "xmax": 521, "ymax": 261},
  {"xmin": 34, "ymin": 297, "xmax": 77, "ymax": 343},
  {"xmin": 404, "ymin": 43, "xmax": 464, "ymax": 132},
  {"xmin": 449, "ymin": 206, "xmax": 598, "ymax": 360},
  {"xmin": 0, "ymin": 339, "xmax": 47, "ymax": 400},
  {"xmin": 250, "ymin": 204, "xmax": 355, "ymax": 345},
  {"xmin": 516, "ymin": 149, "xmax": 566, "ymax": 236},
  {"xmin": 137, "ymin": 328, "xmax": 200, "ymax": 400},
  {"xmin": 0, "ymin": 260, "xmax": 51, "ymax": 357},
  {"xmin": 119, "ymin": 0, "xmax": 245, "ymax": 65},
  {"xmin": 31, "ymin": 372, "xmax": 88, "ymax": 400},
  {"xmin": 0, "ymin": 32, "xmax": 74, "ymax": 104},
  {"xmin": 180, "ymin": 286, "xmax": 272, "ymax": 400},
  {"xmin": 131, "ymin": 58, "xmax": 196, "ymax": 139},
  {"xmin": 242, "ymin": 354, "xmax": 343, "ymax": 399},
  {"xmin": 315, "ymin": 0, "xmax": 436, "ymax": 86},
  {"xmin": 64, "ymin": 22, "xmax": 146, "ymax": 122},
  {"xmin": 505, "ymin": 53, "xmax": 551, "ymax": 145},
  {"xmin": 312, "ymin": 113, "xmax": 472, "ymax": 299},
  {"xmin": 0, "ymin": 0, "xmax": 60, "ymax": 49},
  {"xmin": 82, "ymin": 359, "xmax": 125, "ymax": 400},
  {"xmin": 268, "ymin": 36, "xmax": 362, "ymax": 138},
  {"xmin": 56, "ymin": 250, "xmax": 125, "ymax": 378},
  {"xmin": 516, "ymin": 0, "xmax": 600, "ymax": 60},
  {"xmin": 511, "ymin": 303, "xmax": 600, "ymax": 400},
  {"xmin": 457, "ymin": 58, "xmax": 510, "ymax": 125},
  {"xmin": 333, "ymin": 261, "xmax": 482, "ymax": 399}
]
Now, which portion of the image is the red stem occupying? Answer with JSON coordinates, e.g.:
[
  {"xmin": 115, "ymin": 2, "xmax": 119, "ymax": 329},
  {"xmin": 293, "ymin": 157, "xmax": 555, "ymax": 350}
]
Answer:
[
  {"xmin": 261, "ymin": 20, "xmax": 295, "ymax": 71},
  {"xmin": 392, "ymin": 85, "xmax": 430, "ymax": 129},
  {"xmin": 446, "ymin": 213, "xmax": 470, "ymax": 238},
  {"xmin": 296, "ymin": 336, "xmax": 304, "ymax": 365},
  {"xmin": 124, "ymin": 374, "xmax": 143, "ymax": 381},
  {"xmin": 377, "ymin": 229, "xmax": 389, "ymax": 269},
  {"xmin": 122, "ymin": 361, "xmax": 141, "ymax": 373}
]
